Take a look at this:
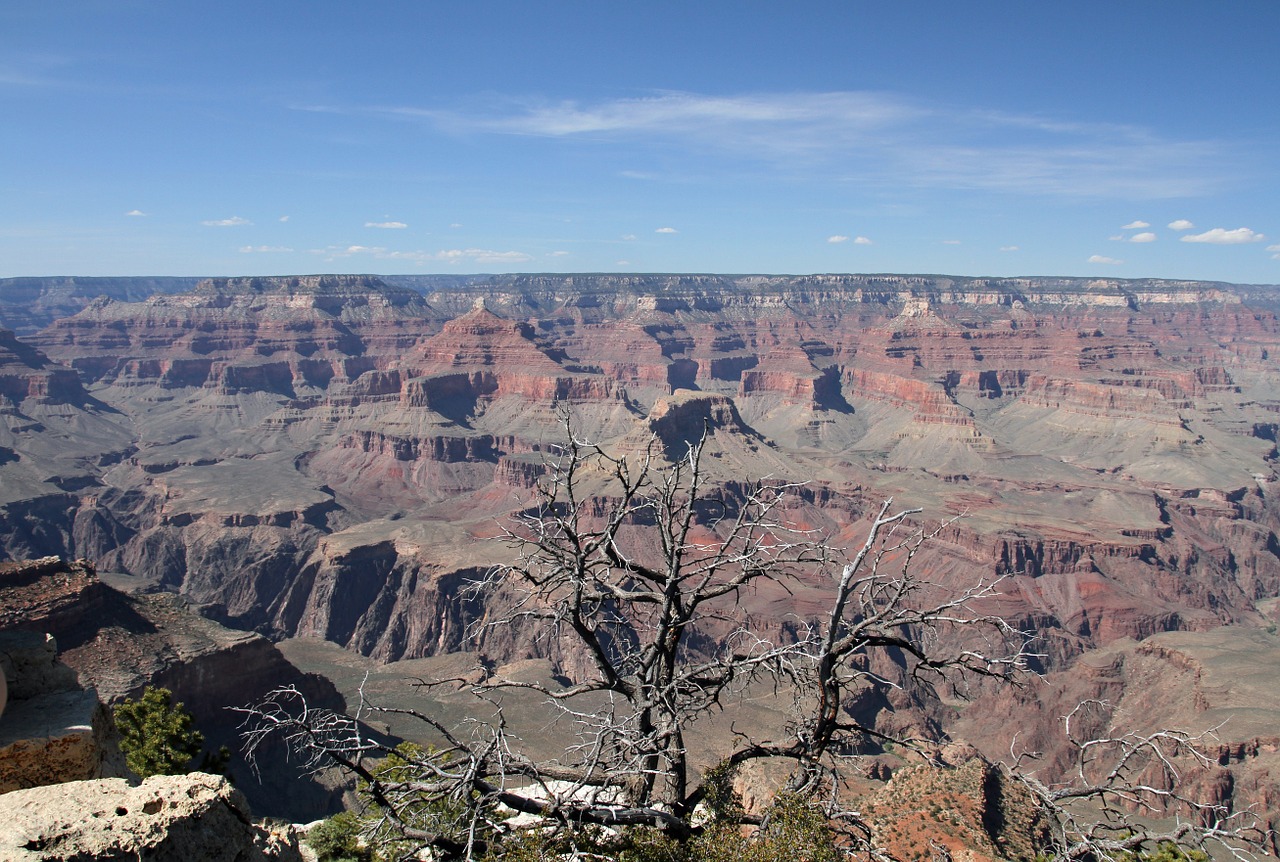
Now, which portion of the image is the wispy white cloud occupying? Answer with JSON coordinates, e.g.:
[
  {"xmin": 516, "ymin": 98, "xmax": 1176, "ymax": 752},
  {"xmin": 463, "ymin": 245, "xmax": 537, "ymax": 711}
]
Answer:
[
  {"xmin": 1088, "ymin": 254, "xmax": 1123, "ymax": 265},
  {"xmin": 615, "ymin": 260, "xmax": 632, "ymax": 266},
  {"xmin": 436, "ymin": 248, "xmax": 533, "ymax": 264},
  {"xmin": 828, "ymin": 235, "xmax": 850, "ymax": 244},
  {"xmin": 126, "ymin": 209, "xmax": 147, "ymax": 217},
  {"xmin": 449, "ymin": 223, "xmax": 463, "ymax": 228},
  {"xmin": 1181, "ymin": 227, "xmax": 1265, "ymax": 244},
  {"xmin": 0, "ymin": 53, "xmax": 78, "ymax": 88},
  {"xmin": 309, "ymin": 244, "xmax": 532, "ymax": 265},
  {"xmin": 239, "ymin": 245, "xmax": 293, "ymax": 253},
  {"xmin": 621, "ymin": 234, "xmax": 637, "ymax": 241},
  {"xmin": 1129, "ymin": 232, "xmax": 1157, "ymax": 243},
  {"xmin": 853, "ymin": 236, "xmax": 873, "ymax": 245},
  {"xmin": 279, "ymin": 215, "xmax": 291, "ymax": 223},
  {"xmin": 1168, "ymin": 219, "xmax": 1195, "ymax": 231},
  {"xmin": 547, "ymin": 250, "xmax": 570, "ymax": 257},
  {"xmin": 201, "ymin": 216, "xmax": 252, "ymax": 227},
  {"xmin": 942, "ymin": 239, "xmax": 961, "ymax": 245},
  {"xmin": 1121, "ymin": 220, "xmax": 1150, "ymax": 229},
  {"xmin": 365, "ymin": 221, "xmax": 408, "ymax": 229},
  {"xmin": 1000, "ymin": 245, "xmax": 1019, "ymax": 252},
  {"xmin": 1267, "ymin": 244, "xmax": 1280, "ymax": 252},
  {"xmin": 426, "ymin": 91, "xmax": 919, "ymax": 139},
  {"xmin": 358, "ymin": 90, "xmax": 1231, "ymax": 200},
  {"xmin": 656, "ymin": 227, "xmax": 678, "ymax": 234},
  {"xmin": 0, "ymin": 68, "xmax": 54, "ymax": 87}
]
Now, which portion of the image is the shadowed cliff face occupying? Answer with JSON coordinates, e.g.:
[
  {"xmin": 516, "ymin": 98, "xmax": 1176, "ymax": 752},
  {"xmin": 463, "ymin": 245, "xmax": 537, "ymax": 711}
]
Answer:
[
  {"xmin": 0, "ymin": 556, "xmax": 349, "ymax": 821},
  {"xmin": 0, "ymin": 273, "xmax": 1277, "ymax": 676}
]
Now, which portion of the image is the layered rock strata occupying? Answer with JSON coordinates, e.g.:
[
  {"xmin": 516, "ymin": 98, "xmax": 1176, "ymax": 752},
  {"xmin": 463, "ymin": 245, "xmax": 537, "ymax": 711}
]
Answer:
[{"xmin": 4, "ymin": 274, "xmax": 1277, "ymax": 669}]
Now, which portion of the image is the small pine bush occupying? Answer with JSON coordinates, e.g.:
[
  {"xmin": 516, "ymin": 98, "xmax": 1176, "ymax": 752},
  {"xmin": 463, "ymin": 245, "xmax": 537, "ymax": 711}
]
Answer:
[
  {"xmin": 307, "ymin": 811, "xmax": 371, "ymax": 862},
  {"xmin": 113, "ymin": 686, "xmax": 205, "ymax": 779}
]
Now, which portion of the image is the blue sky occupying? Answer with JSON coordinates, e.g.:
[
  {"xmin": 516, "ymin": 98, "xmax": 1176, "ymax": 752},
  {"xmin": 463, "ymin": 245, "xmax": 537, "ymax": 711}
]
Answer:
[{"xmin": 3, "ymin": 2, "xmax": 1278, "ymax": 283}]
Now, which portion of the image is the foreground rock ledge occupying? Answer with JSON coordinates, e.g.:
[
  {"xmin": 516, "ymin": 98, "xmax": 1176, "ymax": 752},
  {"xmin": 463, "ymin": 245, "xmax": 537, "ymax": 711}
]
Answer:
[{"xmin": 0, "ymin": 773, "xmax": 303, "ymax": 861}]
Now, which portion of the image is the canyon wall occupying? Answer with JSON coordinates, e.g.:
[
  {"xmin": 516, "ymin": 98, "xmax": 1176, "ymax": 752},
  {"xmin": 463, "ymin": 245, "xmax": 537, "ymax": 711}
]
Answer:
[
  {"xmin": 6, "ymin": 270, "xmax": 1280, "ymax": 825},
  {"xmin": 0, "ymin": 273, "xmax": 1277, "ymax": 674}
]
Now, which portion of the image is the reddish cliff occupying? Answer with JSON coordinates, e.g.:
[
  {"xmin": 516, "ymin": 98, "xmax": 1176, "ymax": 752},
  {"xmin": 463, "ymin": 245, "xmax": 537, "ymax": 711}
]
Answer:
[{"xmin": 7, "ymin": 275, "xmax": 1280, "ymax": 673}]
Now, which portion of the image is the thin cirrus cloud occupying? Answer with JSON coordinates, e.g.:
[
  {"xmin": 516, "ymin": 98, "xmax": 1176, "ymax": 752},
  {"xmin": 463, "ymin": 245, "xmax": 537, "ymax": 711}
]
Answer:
[
  {"xmin": 1180, "ymin": 227, "xmax": 1265, "ymax": 244},
  {"xmin": 1088, "ymin": 254, "xmax": 1123, "ymax": 265},
  {"xmin": 125, "ymin": 209, "xmax": 147, "ymax": 217},
  {"xmin": 827, "ymin": 235, "xmax": 850, "ymax": 244},
  {"xmin": 309, "ymin": 244, "xmax": 533, "ymax": 265},
  {"xmin": 352, "ymin": 90, "xmax": 1231, "ymax": 199},
  {"xmin": 201, "ymin": 216, "xmax": 252, "ymax": 227},
  {"xmin": 239, "ymin": 245, "xmax": 293, "ymax": 253},
  {"xmin": 655, "ymin": 227, "xmax": 678, "ymax": 234},
  {"xmin": 1268, "ymin": 244, "xmax": 1280, "ymax": 260},
  {"xmin": 1121, "ymin": 220, "xmax": 1150, "ymax": 229},
  {"xmin": 365, "ymin": 221, "xmax": 408, "ymax": 229},
  {"xmin": 852, "ymin": 236, "xmax": 873, "ymax": 245}
]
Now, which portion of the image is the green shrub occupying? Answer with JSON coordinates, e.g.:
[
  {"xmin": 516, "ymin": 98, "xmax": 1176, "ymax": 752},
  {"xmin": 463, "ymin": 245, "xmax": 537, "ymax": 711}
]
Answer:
[
  {"xmin": 113, "ymin": 686, "xmax": 206, "ymax": 779},
  {"xmin": 307, "ymin": 811, "xmax": 371, "ymax": 862},
  {"xmin": 357, "ymin": 742, "xmax": 493, "ymax": 860},
  {"xmin": 1119, "ymin": 842, "xmax": 1210, "ymax": 862},
  {"xmin": 698, "ymin": 760, "xmax": 745, "ymax": 826}
]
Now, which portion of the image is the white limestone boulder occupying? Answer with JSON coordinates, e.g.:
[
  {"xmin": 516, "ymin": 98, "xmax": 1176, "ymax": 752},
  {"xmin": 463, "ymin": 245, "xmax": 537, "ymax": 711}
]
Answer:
[{"xmin": 0, "ymin": 773, "xmax": 303, "ymax": 861}]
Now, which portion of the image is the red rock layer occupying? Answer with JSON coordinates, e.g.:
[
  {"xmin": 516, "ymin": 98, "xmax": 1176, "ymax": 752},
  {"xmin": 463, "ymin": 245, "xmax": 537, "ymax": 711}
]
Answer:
[{"xmin": 8, "ymin": 275, "xmax": 1280, "ymax": 678}]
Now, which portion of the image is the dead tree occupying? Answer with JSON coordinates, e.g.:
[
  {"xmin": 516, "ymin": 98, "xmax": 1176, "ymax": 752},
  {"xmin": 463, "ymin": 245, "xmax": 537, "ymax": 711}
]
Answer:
[
  {"xmin": 1005, "ymin": 700, "xmax": 1270, "ymax": 861},
  {"xmin": 239, "ymin": 422, "xmax": 1268, "ymax": 861}
]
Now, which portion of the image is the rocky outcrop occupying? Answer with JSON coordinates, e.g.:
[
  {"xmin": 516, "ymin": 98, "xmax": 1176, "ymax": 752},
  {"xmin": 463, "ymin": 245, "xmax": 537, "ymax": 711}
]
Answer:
[
  {"xmin": 643, "ymin": 389, "xmax": 762, "ymax": 458},
  {"xmin": 0, "ymin": 774, "xmax": 303, "ymax": 861},
  {"xmin": 0, "ymin": 329, "xmax": 92, "ymax": 408},
  {"xmin": 0, "ymin": 629, "xmax": 124, "ymax": 793},
  {"xmin": 858, "ymin": 757, "xmax": 1049, "ymax": 862},
  {"xmin": 0, "ymin": 556, "xmax": 348, "ymax": 820}
]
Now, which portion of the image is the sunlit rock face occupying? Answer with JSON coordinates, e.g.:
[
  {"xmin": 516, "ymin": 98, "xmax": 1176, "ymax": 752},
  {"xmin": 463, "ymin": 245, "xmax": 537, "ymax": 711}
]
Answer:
[
  {"xmin": 0, "ymin": 773, "xmax": 304, "ymax": 862},
  {"xmin": 0, "ymin": 625, "xmax": 118, "ymax": 795}
]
